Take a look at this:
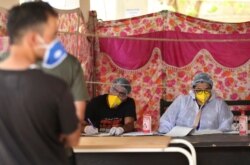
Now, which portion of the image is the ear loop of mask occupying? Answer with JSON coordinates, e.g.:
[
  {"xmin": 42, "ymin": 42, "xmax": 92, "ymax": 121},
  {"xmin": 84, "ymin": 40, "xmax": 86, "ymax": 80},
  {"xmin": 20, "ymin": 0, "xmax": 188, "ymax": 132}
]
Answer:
[
  {"xmin": 30, "ymin": 36, "xmax": 47, "ymax": 69},
  {"xmin": 36, "ymin": 35, "xmax": 49, "ymax": 49}
]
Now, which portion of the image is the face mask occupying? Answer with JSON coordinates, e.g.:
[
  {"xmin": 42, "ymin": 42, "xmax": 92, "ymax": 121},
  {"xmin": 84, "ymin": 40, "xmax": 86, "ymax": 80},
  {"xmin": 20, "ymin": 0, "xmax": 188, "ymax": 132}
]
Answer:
[
  {"xmin": 37, "ymin": 36, "xmax": 67, "ymax": 69},
  {"xmin": 107, "ymin": 95, "xmax": 122, "ymax": 109},
  {"xmin": 195, "ymin": 91, "xmax": 211, "ymax": 105}
]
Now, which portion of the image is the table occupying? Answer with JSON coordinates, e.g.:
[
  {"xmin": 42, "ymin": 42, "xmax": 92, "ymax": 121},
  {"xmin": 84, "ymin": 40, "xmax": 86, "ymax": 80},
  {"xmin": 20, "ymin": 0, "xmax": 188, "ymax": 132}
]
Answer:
[
  {"xmin": 74, "ymin": 134, "xmax": 250, "ymax": 165},
  {"xmin": 182, "ymin": 134, "xmax": 250, "ymax": 165},
  {"xmin": 182, "ymin": 133, "xmax": 250, "ymax": 147},
  {"xmin": 74, "ymin": 136, "xmax": 196, "ymax": 165}
]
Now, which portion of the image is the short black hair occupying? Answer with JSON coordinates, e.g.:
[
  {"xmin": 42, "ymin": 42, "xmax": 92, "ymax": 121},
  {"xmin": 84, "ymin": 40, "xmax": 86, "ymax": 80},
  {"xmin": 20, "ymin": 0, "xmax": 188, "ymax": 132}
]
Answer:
[{"xmin": 7, "ymin": 1, "xmax": 58, "ymax": 44}]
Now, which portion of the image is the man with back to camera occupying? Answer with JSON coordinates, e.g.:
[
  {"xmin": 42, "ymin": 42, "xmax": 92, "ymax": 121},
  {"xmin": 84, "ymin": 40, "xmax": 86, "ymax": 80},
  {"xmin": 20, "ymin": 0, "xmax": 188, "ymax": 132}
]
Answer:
[
  {"xmin": 158, "ymin": 72, "xmax": 233, "ymax": 133},
  {"xmin": 0, "ymin": 2, "xmax": 80, "ymax": 165},
  {"xmin": 83, "ymin": 78, "xmax": 137, "ymax": 136}
]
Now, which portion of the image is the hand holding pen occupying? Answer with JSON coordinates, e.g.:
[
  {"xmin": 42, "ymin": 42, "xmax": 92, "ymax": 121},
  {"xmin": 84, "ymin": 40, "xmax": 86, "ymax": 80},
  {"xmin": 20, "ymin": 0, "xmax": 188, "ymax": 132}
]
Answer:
[{"xmin": 84, "ymin": 118, "xmax": 99, "ymax": 135}]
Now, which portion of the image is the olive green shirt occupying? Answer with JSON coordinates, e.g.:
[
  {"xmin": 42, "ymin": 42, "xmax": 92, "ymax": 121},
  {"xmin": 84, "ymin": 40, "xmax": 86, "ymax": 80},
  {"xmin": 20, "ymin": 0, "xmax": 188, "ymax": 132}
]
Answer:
[{"xmin": 39, "ymin": 55, "xmax": 90, "ymax": 101}]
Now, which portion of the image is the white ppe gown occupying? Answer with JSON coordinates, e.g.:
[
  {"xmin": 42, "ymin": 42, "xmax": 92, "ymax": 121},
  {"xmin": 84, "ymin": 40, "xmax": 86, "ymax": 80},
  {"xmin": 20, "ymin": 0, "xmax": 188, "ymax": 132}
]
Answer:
[{"xmin": 158, "ymin": 90, "xmax": 233, "ymax": 133}]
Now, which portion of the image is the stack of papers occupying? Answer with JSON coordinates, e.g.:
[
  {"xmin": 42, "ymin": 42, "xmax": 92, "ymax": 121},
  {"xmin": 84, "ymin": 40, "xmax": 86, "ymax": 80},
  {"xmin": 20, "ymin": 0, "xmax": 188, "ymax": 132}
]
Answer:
[
  {"xmin": 122, "ymin": 132, "xmax": 154, "ymax": 136},
  {"xmin": 82, "ymin": 132, "xmax": 154, "ymax": 137},
  {"xmin": 82, "ymin": 133, "xmax": 111, "ymax": 137},
  {"xmin": 160, "ymin": 126, "xmax": 224, "ymax": 137},
  {"xmin": 191, "ymin": 129, "xmax": 222, "ymax": 135},
  {"xmin": 163, "ymin": 126, "xmax": 194, "ymax": 137}
]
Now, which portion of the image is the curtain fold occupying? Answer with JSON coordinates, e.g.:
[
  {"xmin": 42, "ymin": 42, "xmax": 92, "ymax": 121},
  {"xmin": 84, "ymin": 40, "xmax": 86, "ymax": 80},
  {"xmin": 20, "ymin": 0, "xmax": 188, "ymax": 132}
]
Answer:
[{"xmin": 99, "ymin": 31, "xmax": 250, "ymax": 69}]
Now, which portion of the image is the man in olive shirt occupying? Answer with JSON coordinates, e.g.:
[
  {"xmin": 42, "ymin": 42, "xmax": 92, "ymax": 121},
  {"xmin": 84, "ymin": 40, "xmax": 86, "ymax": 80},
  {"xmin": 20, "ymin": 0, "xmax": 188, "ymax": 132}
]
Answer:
[
  {"xmin": 41, "ymin": 54, "xmax": 90, "ymax": 121},
  {"xmin": 40, "ymin": 54, "xmax": 90, "ymax": 164}
]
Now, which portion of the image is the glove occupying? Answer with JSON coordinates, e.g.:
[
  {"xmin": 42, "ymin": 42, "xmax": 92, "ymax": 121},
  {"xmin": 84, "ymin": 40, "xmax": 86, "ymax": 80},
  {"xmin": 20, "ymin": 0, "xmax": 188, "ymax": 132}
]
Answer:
[
  {"xmin": 84, "ymin": 125, "xmax": 98, "ymax": 135},
  {"xmin": 109, "ymin": 127, "xmax": 124, "ymax": 136}
]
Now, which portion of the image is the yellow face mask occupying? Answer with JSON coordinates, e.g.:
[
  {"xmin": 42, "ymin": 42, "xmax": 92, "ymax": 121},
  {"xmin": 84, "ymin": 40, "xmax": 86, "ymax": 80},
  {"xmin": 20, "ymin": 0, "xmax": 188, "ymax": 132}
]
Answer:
[
  {"xmin": 195, "ymin": 91, "xmax": 211, "ymax": 105},
  {"xmin": 107, "ymin": 95, "xmax": 122, "ymax": 109}
]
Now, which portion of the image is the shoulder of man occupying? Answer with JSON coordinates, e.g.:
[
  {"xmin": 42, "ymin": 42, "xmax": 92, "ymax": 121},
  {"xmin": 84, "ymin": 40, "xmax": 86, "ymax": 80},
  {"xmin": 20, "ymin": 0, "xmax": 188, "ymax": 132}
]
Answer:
[
  {"xmin": 65, "ymin": 54, "xmax": 81, "ymax": 65},
  {"xmin": 37, "ymin": 69, "xmax": 68, "ymax": 88},
  {"xmin": 40, "ymin": 54, "xmax": 80, "ymax": 70}
]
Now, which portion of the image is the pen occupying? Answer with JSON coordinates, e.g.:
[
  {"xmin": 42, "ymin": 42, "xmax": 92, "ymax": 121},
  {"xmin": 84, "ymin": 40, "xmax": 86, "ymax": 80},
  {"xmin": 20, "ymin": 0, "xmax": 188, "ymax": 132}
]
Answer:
[{"xmin": 87, "ymin": 118, "xmax": 95, "ymax": 127}]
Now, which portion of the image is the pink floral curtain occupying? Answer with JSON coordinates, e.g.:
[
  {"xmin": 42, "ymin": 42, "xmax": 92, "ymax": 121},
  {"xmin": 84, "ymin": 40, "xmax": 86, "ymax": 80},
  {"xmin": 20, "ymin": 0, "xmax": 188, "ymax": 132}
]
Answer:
[
  {"xmin": 95, "ymin": 11, "xmax": 250, "ymax": 131},
  {"xmin": 0, "ymin": 7, "xmax": 7, "ymax": 36},
  {"xmin": 0, "ymin": 7, "xmax": 8, "ymax": 55},
  {"xmin": 57, "ymin": 9, "xmax": 93, "ymax": 94}
]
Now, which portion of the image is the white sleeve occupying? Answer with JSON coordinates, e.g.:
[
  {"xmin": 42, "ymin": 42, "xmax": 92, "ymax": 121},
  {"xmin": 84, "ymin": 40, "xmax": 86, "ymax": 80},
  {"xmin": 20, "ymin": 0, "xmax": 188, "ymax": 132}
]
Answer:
[
  {"xmin": 158, "ymin": 95, "xmax": 183, "ymax": 133},
  {"xmin": 218, "ymin": 100, "xmax": 233, "ymax": 131}
]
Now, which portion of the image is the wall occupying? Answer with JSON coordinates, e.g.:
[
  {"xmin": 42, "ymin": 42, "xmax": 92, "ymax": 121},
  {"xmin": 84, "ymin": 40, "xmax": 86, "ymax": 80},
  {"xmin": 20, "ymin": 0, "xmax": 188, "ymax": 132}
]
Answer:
[
  {"xmin": 90, "ymin": 0, "xmax": 148, "ymax": 21},
  {"xmin": 116, "ymin": 0, "xmax": 148, "ymax": 19},
  {"xmin": 80, "ymin": 0, "xmax": 90, "ymax": 22},
  {"xmin": 0, "ymin": 0, "xmax": 19, "ymax": 9}
]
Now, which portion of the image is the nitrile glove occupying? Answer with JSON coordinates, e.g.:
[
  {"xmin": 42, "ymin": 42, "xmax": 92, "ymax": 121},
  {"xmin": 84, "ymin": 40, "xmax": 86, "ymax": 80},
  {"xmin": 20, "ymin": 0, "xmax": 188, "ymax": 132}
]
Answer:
[
  {"xmin": 84, "ymin": 125, "xmax": 98, "ymax": 135},
  {"xmin": 109, "ymin": 127, "xmax": 124, "ymax": 135}
]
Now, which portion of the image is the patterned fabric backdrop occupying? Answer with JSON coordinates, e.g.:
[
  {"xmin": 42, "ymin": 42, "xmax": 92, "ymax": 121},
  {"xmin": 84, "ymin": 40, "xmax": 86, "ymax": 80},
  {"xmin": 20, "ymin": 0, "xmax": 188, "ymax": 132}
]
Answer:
[
  {"xmin": 95, "ymin": 10, "xmax": 250, "ymax": 131},
  {"xmin": 0, "ymin": 7, "xmax": 7, "ymax": 36},
  {"xmin": 57, "ymin": 9, "xmax": 93, "ymax": 95},
  {"xmin": 97, "ymin": 11, "xmax": 250, "ymax": 35},
  {"xmin": 0, "ymin": 37, "xmax": 8, "ymax": 55},
  {"xmin": 0, "ymin": 8, "xmax": 8, "ymax": 57}
]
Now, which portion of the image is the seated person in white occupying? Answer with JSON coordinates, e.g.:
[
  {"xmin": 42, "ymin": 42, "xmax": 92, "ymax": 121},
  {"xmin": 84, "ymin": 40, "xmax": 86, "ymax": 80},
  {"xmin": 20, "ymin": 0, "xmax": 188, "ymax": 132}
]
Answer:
[
  {"xmin": 83, "ymin": 78, "xmax": 136, "ymax": 136},
  {"xmin": 158, "ymin": 72, "xmax": 233, "ymax": 133}
]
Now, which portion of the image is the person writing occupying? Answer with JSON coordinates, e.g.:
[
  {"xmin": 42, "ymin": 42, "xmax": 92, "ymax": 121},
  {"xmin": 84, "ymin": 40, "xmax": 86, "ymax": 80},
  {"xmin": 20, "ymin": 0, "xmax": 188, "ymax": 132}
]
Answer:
[
  {"xmin": 0, "ymin": 2, "xmax": 80, "ymax": 164},
  {"xmin": 158, "ymin": 72, "xmax": 233, "ymax": 133},
  {"xmin": 84, "ymin": 78, "xmax": 137, "ymax": 136}
]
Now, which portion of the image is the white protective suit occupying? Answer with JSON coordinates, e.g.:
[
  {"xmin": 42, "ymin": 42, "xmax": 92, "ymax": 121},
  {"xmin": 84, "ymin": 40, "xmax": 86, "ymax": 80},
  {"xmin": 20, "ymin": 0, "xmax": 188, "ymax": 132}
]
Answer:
[{"xmin": 158, "ymin": 90, "xmax": 233, "ymax": 133}]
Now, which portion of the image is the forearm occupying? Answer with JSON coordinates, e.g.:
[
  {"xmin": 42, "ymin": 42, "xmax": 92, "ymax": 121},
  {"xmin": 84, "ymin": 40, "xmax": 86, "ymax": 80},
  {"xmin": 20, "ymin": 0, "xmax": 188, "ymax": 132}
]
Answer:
[
  {"xmin": 218, "ymin": 101, "xmax": 234, "ymax": 131},
  {"xmin": 158, "ymin": 120, "xmax": 172, "ymax": 133},
  {"xmin": 123, "ymin": 116, "xmax": 135, "ymax": 132},
  {"xmin": 60, "ymin": 123, "xmax": 81, "ymax": 147},
  {"xmin": 81, "ymin": 121, "xmax": 88, "ymax": 132},
  {"xmin": 122, "ymin": 122, "xmax": 135, "ymax": 132},
  {"xmin": 74, "ymin": 101, "xmax": 86, "ymax": 123},
  {"xmin": 219, "ymin": 116, "xmax": 233, "ymax": 131},
  {"xmin": 158, "ymin": 114, "xmax": 174, "ymax": 133}
]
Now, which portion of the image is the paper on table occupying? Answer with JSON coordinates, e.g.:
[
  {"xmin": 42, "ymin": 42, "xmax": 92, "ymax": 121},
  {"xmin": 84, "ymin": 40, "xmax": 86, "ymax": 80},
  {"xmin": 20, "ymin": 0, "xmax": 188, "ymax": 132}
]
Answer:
[
  {"xmin": 163, "ymin": 126, "xmax": 194, "ymax": 137},
  {"xmin": 162, "ymin": 126, "xmax": 232, "ymax": 137},
  {"xmin": 81, "ymin": 133, "xmax": 111, "ymax": 137},
  {"xmin": 122, "ymin": 131, "xmax": 154, "ymax": 136},
  {"xmin": 82, "ymin": 132, "xmax": 154, "ymax": 137},
  {"xmin": 191, "ymin": 129, "xmax": 222, "ymax": 135}
]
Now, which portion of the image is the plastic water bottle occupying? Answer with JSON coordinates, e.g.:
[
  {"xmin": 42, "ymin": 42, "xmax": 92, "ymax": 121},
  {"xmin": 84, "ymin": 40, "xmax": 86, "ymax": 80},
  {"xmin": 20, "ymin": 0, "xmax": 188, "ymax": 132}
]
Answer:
[
  {"xmin": 239, "ymin": 111, "xmax": 248, "ymax": 136},
  {"xmin": 142, "ymin": 114, "xmax": 152, "ymax": 133}
]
